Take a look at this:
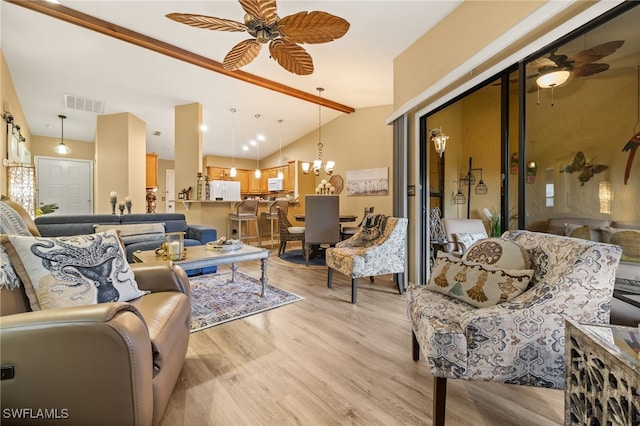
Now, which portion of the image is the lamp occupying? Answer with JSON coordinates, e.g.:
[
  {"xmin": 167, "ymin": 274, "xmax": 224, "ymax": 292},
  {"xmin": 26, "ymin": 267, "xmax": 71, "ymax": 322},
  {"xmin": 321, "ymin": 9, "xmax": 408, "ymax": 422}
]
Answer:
[
  {"xmin": 53, "ymin": 114, "xmax": 71, "ymax": 155},
  {"xmin": 277, "ymin": 119, "xmax": 284, "ymax": 180},
  {"xmin": 536, "ymin": 70, "xmax": 570, "ymax": 88},
  {"xmin": 475, "ymin": 169, "xmax": 488, "ymax": 195},
  {"xmin": 453, "ymin": 180, "xmax": 466, "ymax": 205},
  {"xmin": 536, "ymin": 69, "xmax": 570, "ymax": 107},
  {"xmin": 229, "ymin": 108, "xmax": 237, "ymax": 178},
  {"xmin": 599, "ymin": 181, "xmax": 612, "ymax": 214},
  {"xmin": 302, "ymin": 88, "xmax": 334, "ymax": 176},
  {"xmin": 429, "ymin": 127, "xmax": 449, "ymax": 158},
  {"xmin": 254, "ymin": 114, "xmax": 261, "ymax": 179}
]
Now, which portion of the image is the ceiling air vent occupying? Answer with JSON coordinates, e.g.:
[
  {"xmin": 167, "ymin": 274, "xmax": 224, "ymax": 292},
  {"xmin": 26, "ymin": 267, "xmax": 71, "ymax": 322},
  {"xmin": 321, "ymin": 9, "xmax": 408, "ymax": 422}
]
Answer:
[{"xmin": 64, "ymin": 94, "xmax": 105, "ymax": 114}]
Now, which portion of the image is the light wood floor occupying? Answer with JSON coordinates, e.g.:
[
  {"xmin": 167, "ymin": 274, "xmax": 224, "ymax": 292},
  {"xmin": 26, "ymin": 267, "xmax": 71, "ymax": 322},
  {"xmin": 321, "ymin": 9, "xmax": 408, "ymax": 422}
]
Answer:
[{"xmin": 159, "ymin": 249, "xmax": 564, "ymax": 426}]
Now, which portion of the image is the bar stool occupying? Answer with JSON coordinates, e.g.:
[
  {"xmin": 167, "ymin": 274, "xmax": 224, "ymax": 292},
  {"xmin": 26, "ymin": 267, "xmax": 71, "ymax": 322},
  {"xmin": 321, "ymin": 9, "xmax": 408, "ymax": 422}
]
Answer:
[
  {"xmin": 228, "ymin": 200, "xmax": 261, "ymax": 246},
  {"xmin": 260, "ymin": 199, "xmax": 289, "ymax": 247}
]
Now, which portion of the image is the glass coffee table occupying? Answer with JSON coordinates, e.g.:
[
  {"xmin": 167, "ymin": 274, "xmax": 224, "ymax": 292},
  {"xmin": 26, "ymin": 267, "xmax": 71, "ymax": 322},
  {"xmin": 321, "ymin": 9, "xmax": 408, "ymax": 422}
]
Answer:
[{"xmin": 132, "ymin": 244, "xmax": 270, "ymax": 297}]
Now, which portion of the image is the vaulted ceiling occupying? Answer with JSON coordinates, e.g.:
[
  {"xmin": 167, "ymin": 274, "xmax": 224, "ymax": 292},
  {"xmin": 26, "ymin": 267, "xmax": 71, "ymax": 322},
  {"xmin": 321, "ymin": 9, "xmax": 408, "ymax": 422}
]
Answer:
[{"xmin": 1, "ymin": 1, "xmax": 462, "ymax": 160}]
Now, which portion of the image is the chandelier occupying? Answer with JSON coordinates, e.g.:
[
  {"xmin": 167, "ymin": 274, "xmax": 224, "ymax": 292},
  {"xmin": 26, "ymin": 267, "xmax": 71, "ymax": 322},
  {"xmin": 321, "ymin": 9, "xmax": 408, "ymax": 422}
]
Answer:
[{"xmin": 302, "ymin": 88, "xmax": 334, "ymax": 176}]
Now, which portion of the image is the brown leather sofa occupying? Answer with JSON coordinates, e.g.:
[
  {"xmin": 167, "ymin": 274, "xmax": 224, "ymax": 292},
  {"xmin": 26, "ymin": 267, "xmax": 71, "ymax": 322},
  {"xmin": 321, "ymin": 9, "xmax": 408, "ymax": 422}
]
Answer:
[{"xmin": 1, "ymin": 200, "xmax": 191, "ymax": 425}]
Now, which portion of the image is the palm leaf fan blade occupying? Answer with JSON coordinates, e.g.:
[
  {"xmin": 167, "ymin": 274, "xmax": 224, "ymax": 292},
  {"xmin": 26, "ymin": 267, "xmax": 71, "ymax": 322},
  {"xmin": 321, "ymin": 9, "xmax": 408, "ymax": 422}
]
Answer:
[
  {"xmin": 269, "ymin": 40, "xmax": 313, "ymax": 75},
  {"xmin": 278, "ymin": 11, "xmax": 350, "ymax": 44},
  {"xmin": 166, "ymin": 13, "xmax": 246, "ymax": 32},
  {"xmin": 572, "ymin": 40, "xmax": 625, "ymax": 66},
  {"xmin": 239, "ymin": 0, "xmax": 278, "ymax": 24},
  {"xmin": 573, "ymin": 63, "xmax": 610, "ymax": 78},
  {"xmin": 224, "ymin": 39, "xmax": 262, "ymax": 71}
]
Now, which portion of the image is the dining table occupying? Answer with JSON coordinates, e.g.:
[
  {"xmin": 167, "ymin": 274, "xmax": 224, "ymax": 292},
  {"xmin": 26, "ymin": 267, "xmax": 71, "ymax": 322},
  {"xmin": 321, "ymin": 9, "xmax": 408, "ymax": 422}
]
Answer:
[{"xmin": 293, "ymin": 214, "xmax": 357, "ymax": 223}]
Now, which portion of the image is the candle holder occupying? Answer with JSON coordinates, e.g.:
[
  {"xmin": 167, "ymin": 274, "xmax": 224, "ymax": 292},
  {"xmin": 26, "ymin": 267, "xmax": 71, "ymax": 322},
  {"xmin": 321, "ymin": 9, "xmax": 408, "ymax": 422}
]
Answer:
[
  {"xmin": 118, "ymin": 202, "xmax": 125, "ymax": 215},
  {"xmin": 157, "ymin": 232, "xmax": 185, "ymax": 260},
  {"xmin": 125, "ymin": 200, "xmax": 132, "ymax": 214},
  {"xmin": 110, "ymin": 200, "xmax": 117, "ymax": 215}
]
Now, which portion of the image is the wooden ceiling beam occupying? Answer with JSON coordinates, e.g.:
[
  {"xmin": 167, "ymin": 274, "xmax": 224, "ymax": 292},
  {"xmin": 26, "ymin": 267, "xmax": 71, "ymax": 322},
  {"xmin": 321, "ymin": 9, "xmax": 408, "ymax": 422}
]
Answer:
[{"xmin": 8, "ymin": 0, "xmax": 355, "ymax": 114}]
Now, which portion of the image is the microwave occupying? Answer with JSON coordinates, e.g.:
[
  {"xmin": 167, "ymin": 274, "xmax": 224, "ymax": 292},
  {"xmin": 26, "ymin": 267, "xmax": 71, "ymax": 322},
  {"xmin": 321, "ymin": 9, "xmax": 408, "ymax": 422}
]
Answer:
[{"xmin": 267, "ymin": 177, "xmax": 283, "ymax": 191}]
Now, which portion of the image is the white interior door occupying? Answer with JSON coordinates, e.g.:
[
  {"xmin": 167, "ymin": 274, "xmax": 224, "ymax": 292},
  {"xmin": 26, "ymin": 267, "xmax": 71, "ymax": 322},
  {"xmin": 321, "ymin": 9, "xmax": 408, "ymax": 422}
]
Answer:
[
  {"xmin": 35, "ymin": 156, "xmax": 93, "ymax": 215},
  {"xmin": 166, "ymin": 169, "xmax": 175, "ymax": 213}
]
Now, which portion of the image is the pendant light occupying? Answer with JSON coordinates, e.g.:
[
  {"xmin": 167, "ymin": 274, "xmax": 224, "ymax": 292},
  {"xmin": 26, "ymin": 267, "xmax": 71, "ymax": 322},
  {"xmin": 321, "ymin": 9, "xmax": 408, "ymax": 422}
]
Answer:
[
  {"xmin": 302, "ymin": 87, "xmax": 334, "ymax": 175},
  {"xmin": 229, "ymin": 108, "xmax": 237, "ymax": 178},
  {"xmin": 277, "ymin": 119, "xmax": 284, "ymax": 180},
  {"xmin": 254, "ymin": 114, "xmax": 261, "ymax": 179},
  {"xmin": 53, "ymin": 114, "xmax": 71, "ymax": 155}
]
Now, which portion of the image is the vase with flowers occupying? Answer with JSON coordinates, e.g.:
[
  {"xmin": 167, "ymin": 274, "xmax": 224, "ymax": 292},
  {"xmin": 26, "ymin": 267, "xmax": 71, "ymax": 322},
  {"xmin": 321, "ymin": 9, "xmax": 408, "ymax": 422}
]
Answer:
[{"xmin": 483, "ymin": 208, "xmax": 501, "ymax": 237}]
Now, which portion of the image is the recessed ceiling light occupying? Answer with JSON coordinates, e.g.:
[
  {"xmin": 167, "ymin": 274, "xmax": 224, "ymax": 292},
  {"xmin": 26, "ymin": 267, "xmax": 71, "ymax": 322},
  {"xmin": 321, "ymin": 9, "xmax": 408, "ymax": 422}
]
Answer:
[
  {"xmin": 153, "ymin": 131, "xmax": 161, "ymax": 136},
  {"xmin": 249, "ymin": 140, "xmax": 257, "ymax": 146},
  {"xmin": 46, "ymin": 124, "xmax": 54, "ymax": 129},
  {"xmin": 242, "ymin": 146, "xmax": 249, "ymax": 151},
  {"xmin": 200, "ymin": 124, "xmax": 208, "ymax": 132}
]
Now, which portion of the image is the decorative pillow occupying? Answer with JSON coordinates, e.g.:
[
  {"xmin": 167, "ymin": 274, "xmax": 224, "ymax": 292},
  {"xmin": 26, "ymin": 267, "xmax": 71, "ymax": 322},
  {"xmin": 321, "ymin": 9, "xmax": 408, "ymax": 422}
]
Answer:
[
  {"xmin": 564, "ymin": 223, "xmax": 599, "ymax": 241},
  {"xmin": 454, "ymin": 232, "xmax": 487, "ymax": 252},
  {"xmin": 0, "ymin": 201, "xmax": 32, "ymax": 236},
  {"xmin": 1, "ymin": 230, "xmax": 147, "ymax": 311},
  {"xmin": 599, "ymin": 227, "xmax": 640, "ymax": 263},
  {"xmin": 359, "ymin": 214, "xmax": 387, "ymax": 242},
  {"xmin": 0, "ymin": 244, "xmax": 20, "ymax": 290},
  {"xmin": 93, "ymin": 223, "xmax": 165, "ymax": 245},
  {"xmin": 427, "ymin": 252, "xmax": 533, "ymax": 308},
  {"xmin": 463, "ymin": 237, "xmax": 531, "ymax": 270}
]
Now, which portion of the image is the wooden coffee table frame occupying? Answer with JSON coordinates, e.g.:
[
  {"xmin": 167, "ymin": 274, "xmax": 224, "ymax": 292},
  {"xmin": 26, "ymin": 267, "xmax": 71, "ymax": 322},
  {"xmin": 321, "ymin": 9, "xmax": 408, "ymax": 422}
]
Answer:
[{"xmin": 132, "ymin": 244, "xmax": 270, "ymax": 297}]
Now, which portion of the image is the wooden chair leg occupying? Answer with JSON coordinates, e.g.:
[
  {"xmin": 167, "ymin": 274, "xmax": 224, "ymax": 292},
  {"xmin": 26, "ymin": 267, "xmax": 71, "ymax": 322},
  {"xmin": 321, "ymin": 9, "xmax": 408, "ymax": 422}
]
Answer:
[
  {"xmin": 412, "ymin": 330, "xmax": 420, "ymax": 361},
  {"xmin": 351, "ymin": 277, "xmax": 358, "ymax": 303},
  {"xmin": 278, "ymin": 240, "xmax": 285, "ymax": 257},
  {"xmin": 433, "ymin": 377, "xmax": 447, "ymax": 426},
  {"xmin": 327, "ymin": 268, "xmax": 333, "ymax": 288}
]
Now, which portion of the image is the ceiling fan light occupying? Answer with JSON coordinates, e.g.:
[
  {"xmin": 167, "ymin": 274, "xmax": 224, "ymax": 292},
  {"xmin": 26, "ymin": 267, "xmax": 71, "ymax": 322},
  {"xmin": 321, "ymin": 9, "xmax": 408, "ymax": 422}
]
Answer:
[{"xmin": 536, "ymin": 70, "xmax": 570, "ymax": 88}]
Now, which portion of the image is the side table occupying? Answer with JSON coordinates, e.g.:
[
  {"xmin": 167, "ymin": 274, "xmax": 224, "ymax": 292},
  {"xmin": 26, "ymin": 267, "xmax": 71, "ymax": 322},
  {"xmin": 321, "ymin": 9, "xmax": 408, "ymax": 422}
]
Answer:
[{"xmin": 565, "ymin": 319, "xmax": 640, "ymax": 425}]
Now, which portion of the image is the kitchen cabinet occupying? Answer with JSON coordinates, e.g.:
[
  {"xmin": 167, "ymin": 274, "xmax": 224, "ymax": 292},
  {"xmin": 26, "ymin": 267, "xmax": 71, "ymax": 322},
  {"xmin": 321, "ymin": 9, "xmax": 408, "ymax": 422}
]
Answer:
[
  {"xmin": 286, "ymin": 161, "xmax": 296, "ymax": 192},
  {"xmin": 146, "ymin": 153, "xmax": 158, "ymax": 189},
  {"xmin": 206, "ymin": 167, "xmax": 227, "ymax": 181}
]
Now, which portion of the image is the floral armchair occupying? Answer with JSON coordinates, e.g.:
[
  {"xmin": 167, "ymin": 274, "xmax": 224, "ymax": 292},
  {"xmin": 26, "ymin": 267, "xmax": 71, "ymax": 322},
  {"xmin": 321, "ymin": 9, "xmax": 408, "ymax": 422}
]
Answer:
[
  {"xmin": 407, "ymin": 230, "xmax": 622, "ymax": 426},
  {"xmin": 326, "ymin": 215, "xmax": 408, "ymax": 303}
]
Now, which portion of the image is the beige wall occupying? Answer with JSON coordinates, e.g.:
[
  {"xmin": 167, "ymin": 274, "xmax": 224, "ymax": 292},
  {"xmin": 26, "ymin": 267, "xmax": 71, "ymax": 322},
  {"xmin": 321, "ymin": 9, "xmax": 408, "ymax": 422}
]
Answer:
[
  {"xmin": 262, "ymin": 105, "xmax": 395, "ymax": 218},
  {"xmin": 95, "ymin": 112, "xmax": 147, "ymax": 214},
  {"xmin": 1, "ymin": 50, "xmax": 32, "ymax": 195},
  {"xmin": 31, "ymin": 135, "xmax": 94, "ymax": 160}
]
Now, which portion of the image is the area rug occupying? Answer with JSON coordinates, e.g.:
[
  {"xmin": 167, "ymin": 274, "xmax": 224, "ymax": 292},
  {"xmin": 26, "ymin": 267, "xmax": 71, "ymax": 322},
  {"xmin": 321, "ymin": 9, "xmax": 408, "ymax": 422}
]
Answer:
[
  {"xmin": 189, "ymin": 271, "xmax": 303, "ymax": 332},
  {"xmin": 269, "ymin": 249, "xmax": 327, "ymax": 269}
]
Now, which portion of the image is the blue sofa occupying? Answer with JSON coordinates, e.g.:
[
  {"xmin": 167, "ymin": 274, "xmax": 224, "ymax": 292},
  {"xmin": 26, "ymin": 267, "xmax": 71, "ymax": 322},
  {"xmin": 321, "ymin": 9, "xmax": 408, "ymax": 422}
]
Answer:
[{"xmin": 34, "ymin": 213, "xmax": 217, "ymax": 274}]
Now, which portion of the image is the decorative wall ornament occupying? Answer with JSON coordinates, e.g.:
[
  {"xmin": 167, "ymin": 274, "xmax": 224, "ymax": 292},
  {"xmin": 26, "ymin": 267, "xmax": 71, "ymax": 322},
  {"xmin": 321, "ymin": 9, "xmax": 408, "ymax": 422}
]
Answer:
[{"xmin": 561, "ymin": 151, "xmax": 608, "ymax": 186}]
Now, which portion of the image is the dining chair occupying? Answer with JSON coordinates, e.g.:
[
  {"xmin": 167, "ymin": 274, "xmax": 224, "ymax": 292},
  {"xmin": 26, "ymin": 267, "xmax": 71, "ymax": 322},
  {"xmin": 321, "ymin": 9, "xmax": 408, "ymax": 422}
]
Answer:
[
  {"xmin": 304, "ymin": 195, "xmax": 340, "ymax": 266},
  {"xmin": 261, "ymin": 199, "xmax": 289, "ymax": 247},
  {"xmin": 341, "ymin": 206, "xmax": 374, "ymax": 240},
  {"xmin": 228, "ymin": 199, "xmax": 260, "ymax": 246},
  {"xmin": 277, "ymin": 206, "xmax": 305, "ymax": 257}
]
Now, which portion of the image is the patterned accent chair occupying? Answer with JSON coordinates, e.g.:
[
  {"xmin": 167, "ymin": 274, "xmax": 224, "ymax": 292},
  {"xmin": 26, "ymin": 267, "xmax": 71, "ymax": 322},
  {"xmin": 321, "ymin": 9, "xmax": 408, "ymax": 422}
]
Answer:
[
  {"xmin": 407, "ymin": 230, "xmax": 622, "ymax": 426},
  {"xmin": 326, "ymin": 215, "xmax": 408, "ymax": 303}
]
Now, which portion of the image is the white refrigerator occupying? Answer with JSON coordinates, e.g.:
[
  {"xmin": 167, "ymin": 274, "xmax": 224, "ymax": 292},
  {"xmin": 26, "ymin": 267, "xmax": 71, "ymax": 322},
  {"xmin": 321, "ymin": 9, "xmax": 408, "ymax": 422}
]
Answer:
[{"xmin": 209, "ymin": 180, "xmax": 241, "ymax": 201}]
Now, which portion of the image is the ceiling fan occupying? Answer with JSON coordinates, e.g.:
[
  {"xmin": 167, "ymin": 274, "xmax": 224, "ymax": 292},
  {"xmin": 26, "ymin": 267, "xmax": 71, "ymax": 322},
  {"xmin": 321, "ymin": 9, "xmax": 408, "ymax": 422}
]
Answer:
[
  {"xmin": 166, "ymin": 0, "xmax": 350, "ymax": 76},
  {"xmin": 528, "ymin": 40, "xmax": 625, "ymax": 91}
]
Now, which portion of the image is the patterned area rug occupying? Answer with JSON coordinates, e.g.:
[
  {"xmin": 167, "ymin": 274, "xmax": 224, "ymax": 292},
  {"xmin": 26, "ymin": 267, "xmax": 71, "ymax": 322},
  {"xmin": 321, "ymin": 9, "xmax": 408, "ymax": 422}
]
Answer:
[
  {"xmin": 269, "ymin": 248, "xmax": 327, "ymax": 269},
  {"xmin": 189, "ymin": 271, "xmax": 303, "ymax": 332}
]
